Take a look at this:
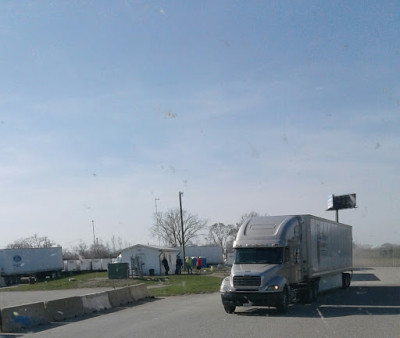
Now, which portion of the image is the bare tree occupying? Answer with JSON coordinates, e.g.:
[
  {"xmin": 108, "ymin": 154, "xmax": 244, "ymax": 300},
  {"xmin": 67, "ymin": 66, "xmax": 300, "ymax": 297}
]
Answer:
[
  {"xmin": 73, "ymin": 239, "xmax": 113, "ymax": 259},
  {"xmin": 223, "ymin": 212, "xmax": 261, "ymax": 253},
  {"xmin": 207, "ymin": 223, "xmax": 234, "ymax": 248},
  {"xmin": 228, "ymin": 211, "xmax": 260, "ymax": 240},
  {"xmin": 151, "ymin": 208, "xmax": 208, "ymax": 247},
  {"xmin": 110, "ymin": 235, "xmax": 125, "ymax": 254},
  {"xmin": 6, "ymin": 234, "xmax": 57, "ymax": 249}
]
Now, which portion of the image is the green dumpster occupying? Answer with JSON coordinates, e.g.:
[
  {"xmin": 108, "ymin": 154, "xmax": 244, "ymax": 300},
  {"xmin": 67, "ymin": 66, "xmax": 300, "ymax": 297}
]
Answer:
[{"xmin": 108, "ymin": 263, "xmax": 129, "ymax": 279}]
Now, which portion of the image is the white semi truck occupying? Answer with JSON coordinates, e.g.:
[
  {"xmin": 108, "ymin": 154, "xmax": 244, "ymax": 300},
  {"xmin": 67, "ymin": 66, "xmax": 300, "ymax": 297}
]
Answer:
[
  {"xmin": 0, "ymin": 247, "xmax": 64, "ymax": 286},
  {"xmin": 220, "ymin": 215, "xmax": 352, "ymax": 313}
]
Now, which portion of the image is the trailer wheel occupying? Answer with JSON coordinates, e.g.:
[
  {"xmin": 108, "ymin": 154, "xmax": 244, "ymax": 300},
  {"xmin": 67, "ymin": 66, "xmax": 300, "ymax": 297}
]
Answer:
[
  {"xmin": 276, "ymin": 288, "xmax": 289, "ymax": 314},
  {"xmin": 302, "ymin": 286, "xmax": 313, "ymax": 304},
  {"xmin": 223, "ymin": 304, "xmax": 236, "ymax": 313},
  {"xmin": 312, "ymin": 281, "xmax": 319, "ymax": 302}
]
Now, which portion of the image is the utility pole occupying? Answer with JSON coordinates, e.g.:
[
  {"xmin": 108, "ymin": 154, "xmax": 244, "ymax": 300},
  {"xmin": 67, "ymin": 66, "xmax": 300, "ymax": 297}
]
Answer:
[
  {"xmin": 155, "ymin": 198, "xmax": 160, "ymax": 245},
  {"xmin": 179, "ymin": 192, "xmax": 185, "ymax": 262},
  {"xmin": 92, "ymin": 220, "xmax": 96, "ymax": 250}
]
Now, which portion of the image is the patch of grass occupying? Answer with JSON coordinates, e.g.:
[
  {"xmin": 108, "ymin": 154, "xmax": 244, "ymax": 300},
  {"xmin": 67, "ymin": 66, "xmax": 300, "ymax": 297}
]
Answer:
[
  {"xmin": 1, "ymin": 272, "xmax": 110, "ymax": 291},
  {"xmin": 0, "ymin": 270, "xmax": 227, "ymax": 296},
  {"xmin": 147, "ymin": 274, "xmax": 224, "ymax": 297}
]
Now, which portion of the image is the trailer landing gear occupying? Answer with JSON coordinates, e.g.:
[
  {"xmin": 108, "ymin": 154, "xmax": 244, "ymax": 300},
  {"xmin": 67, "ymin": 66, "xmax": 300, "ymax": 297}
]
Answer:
[{"xmin": 342, "ymin": 273, "xmax": 351, "ymax": 289}]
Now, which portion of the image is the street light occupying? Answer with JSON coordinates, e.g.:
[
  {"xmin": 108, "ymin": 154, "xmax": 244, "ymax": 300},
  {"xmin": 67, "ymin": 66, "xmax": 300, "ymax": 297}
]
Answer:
[{"xmin": 179, "ymin": 192, "xmax": 185, "ymax": 262}]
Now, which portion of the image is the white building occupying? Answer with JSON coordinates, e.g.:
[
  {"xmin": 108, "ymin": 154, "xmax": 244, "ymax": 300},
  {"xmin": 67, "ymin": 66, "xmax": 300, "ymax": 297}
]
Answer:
[{"xmin": 118, "ymin": 244, "xmax": 180, "ymax": 276}]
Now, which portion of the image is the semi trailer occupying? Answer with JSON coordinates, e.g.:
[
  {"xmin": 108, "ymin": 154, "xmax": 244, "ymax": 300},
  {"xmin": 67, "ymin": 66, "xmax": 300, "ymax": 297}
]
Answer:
[
  {"xmin": 0, "ymin": 247, "xmax": 63, "ymax": 286},
  {"xmin": 220, "ymin": 215, "xmax": 352, "ymax": 313}
]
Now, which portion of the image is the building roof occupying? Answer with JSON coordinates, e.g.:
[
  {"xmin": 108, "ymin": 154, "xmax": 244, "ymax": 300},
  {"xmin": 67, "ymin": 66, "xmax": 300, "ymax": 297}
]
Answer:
[{"xmin": 120, "ymin": 244, "xmax": 181, "ymax": 253}]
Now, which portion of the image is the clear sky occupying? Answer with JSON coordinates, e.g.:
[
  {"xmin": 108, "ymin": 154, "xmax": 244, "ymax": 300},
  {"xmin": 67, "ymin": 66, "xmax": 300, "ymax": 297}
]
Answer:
[{"xmin": 0, "ymin": 1, "xmax": 399, "ymax": 249}]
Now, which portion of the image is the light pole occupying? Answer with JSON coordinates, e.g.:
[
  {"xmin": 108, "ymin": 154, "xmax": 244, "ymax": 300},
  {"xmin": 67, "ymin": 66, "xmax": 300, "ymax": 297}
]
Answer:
[{"xmin": 179, "ymin": 192, "xmax": 185, "ymax": 262}]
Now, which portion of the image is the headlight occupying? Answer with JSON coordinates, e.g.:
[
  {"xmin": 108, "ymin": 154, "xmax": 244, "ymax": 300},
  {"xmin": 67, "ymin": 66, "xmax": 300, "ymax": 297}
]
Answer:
[
  {"xmin": 266, "ymin": 284, "xmax": 280, "ymax": 291},
  {"xmin": 220, "ymin": 276, "xmax": 233, "ymax": 292}
]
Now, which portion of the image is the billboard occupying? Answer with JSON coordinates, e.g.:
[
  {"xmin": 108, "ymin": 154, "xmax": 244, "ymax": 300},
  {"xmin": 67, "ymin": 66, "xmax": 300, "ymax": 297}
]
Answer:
[{"xmin": 327, "ymin": 194, "xmax": 356, "ymax": 211}]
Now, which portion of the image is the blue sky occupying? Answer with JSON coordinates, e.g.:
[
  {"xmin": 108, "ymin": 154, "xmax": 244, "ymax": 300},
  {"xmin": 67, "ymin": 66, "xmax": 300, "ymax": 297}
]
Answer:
[{"xmin": 0, "ymin": 1, "xmax": 399, "ymax": 249}]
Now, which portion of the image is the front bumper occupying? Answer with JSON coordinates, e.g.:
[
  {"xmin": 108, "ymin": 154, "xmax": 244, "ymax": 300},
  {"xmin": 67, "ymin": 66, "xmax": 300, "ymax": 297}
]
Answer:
[{"xmin": 221, "ymin": 291, "xmax": 281, "ymax": 307}]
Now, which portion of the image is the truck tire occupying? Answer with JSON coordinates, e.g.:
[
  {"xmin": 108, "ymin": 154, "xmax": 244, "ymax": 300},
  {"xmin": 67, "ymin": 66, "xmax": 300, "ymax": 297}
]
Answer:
[
  {"xmin": 303, "ymin": 286, "xmax": 313, "ymax": 304},
  {"xmin": 223, "ymin": 304, "xmax": 236, "ymax": 313},
  {"xmin": 312, "ymin": 286, "xmax": 318, "ymax": 302},
  {"xmin": 276, "ymin": 288, "xmax": 289, "ymax": 314},
  {"xmin": 311, "ymin": 281, "xmax": 319, "ymax": 302}
]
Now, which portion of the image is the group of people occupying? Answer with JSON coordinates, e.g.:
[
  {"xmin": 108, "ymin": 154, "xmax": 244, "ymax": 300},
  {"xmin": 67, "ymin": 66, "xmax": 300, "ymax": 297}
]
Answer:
[{"xmin": 161, "ymin": 255, "xmax": 203, "ymax": 275}]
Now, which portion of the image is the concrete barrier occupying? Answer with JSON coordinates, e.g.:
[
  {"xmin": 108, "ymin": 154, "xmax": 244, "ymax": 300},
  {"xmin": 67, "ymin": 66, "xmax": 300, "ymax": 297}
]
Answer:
[
  {"xmin": 0, "ymin": 302, "xmax": 51, "ymax": 333},
  {"xmin": 129, "ymin": 283, "xmax": 148, "ymax": 301},
  {"xmin": 107, "ymin": 287, "xmax": 133, "ymax": 307},
  {"xmin": 1, "ymin": 285, "xmax": 149, "ymax": 332},
  {"xmin": 81, "ymin": 291, "xmax": 112, "ymax": 314},
  {"xmin": 45, "ymin": 296, "xmax": 84, "ymax": 321}
]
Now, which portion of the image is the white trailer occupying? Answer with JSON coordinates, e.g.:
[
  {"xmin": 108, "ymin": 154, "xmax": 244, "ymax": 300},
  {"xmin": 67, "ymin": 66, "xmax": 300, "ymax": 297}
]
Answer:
[
  {"xmin": 91, "ymin": 259, "xmax": 103, "ymax": 271},
  {"xmin": 185, "ymin": 246, "xmax": 224, "ymax": 265},
  {"xmin": 0, "ymin": 247, "xmax": 64, "ymax": 286},
  {"xmin": 221, "ymin": 215, "xmax": 352, "ymax": 313},
  {"xmin": 79, "ymin": 259, "xmax": 92, "ymax": 271},
  {"xmin": 66, "ymin": 259, "xmax": 80, "ymax": 272}
]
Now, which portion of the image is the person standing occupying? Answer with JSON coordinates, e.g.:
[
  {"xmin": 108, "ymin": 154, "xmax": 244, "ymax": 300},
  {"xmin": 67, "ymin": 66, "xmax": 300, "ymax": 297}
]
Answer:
[
  {"xmin": 176, "ymin": 255, "xmax": 183, "ymax": 274},
  {"xmin": 185, "ymin": 256, "xmax": 193, "ymax": 275},
  {"xmin": 162, "ymin": 256, "xmax": 169, "ymax": 275},
  {"xmin": 195, "ymin": 256, "xmax": 202, "ymax": 274}
]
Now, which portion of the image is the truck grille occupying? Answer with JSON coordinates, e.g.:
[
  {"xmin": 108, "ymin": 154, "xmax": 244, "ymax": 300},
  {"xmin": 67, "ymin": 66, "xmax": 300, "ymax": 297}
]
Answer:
[{"xmin": 233, "ymin": 276, "xmax": 261, "ymax": 288}]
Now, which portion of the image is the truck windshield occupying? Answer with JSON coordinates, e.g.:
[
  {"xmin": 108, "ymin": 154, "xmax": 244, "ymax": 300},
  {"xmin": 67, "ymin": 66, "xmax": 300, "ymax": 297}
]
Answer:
[{"xmin": 234, "ymin": 247, "xmax": 283, "ymax": 264}]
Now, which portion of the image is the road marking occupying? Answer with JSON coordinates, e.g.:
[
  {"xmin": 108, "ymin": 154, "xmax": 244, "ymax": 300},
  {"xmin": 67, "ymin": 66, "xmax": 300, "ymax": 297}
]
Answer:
[
  {"xmin": 319, "ymin": 305, "xmax": 400, "ymax": 309},
  {"xmin": 317, "ymin": 307, "xmax": 329, "ymax": 328}
]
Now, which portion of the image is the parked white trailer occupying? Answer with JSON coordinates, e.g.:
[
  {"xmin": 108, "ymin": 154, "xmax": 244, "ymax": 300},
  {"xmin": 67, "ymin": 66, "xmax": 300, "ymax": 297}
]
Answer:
[
  {"xmin": 0, "ymin": 247, "xmax": 63, "ymax": 286},
  {"xmin": 79, "ymin": 259, "xmax": 92, "ymax": 271},
  {"xmin": 91, "ymin": 259, "xmax": 103, "ymax": 271},
  {"xmin": 185, "ymin": 246, "xmax": 223, "ymax": 265},
  {"xmin": 101, "ymin": 258, "xmax": 112, "ymax": 271},
  {"xmin": 220, "ymin": 215, "xmax": 353, "ymax": 314},
  {"xmin": 66, "ymin": 259, "xmax": 80, "ymax": 272}
]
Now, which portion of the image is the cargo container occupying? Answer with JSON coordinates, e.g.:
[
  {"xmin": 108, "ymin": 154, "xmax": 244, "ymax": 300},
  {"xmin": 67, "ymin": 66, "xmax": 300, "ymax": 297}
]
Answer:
[
  {"xmin": 66, "ymin": 259, "xmax": 80, "ymax": 272},
  {"xmin": 220, "ymin": 215, "xmax": 352, "ymax": 313},
  {"xmin": 185, "ymin": 246, "xmax": 223, "ymax": 265},
  {"xmin": 0, "ymin": 247, "xmax": 64, "ymax": 286},
  {"xmin": 79, "ymin": 259, "xmax": 92, "ymax": 271},
  {"xmin": 91, "ymin": 259, "xmax": 103, "ymax": 271}
]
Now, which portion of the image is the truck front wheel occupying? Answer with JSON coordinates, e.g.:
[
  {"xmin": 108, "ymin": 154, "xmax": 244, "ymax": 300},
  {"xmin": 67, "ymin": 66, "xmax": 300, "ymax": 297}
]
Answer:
[
  {"xmin": 223, "ymin": 304, "xmax": 236, "ymax": 313},
  {"xmin": 276, "ymin": 288, "xmax": 289, "ymax": 314}
]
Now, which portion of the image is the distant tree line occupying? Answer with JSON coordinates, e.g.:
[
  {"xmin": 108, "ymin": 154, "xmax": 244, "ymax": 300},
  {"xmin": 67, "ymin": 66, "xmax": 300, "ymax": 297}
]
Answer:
[
  {"xmin": 353, "ymin": 242, "xmax": 400, "ymax": 267},
  {"xmin": 6, "ymin": 234, "xmax": 56, "ymax": 249},
  {"xmin": 6, "ymin": 234, "xmax": 131, "ymax": 260}
]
